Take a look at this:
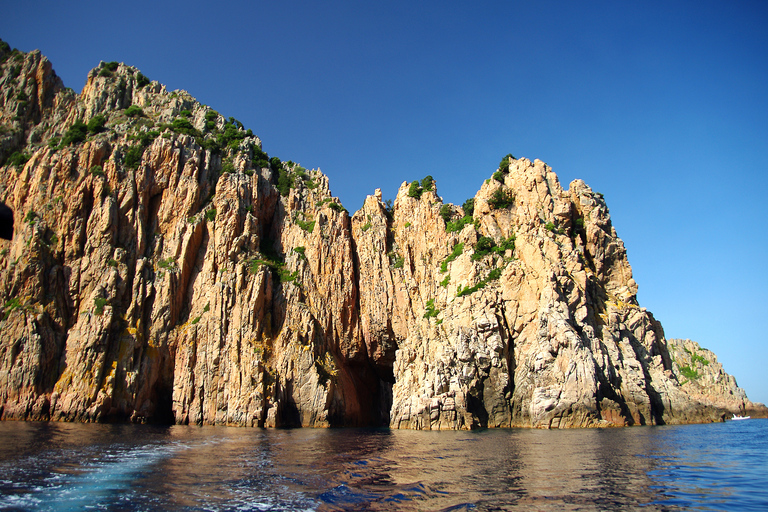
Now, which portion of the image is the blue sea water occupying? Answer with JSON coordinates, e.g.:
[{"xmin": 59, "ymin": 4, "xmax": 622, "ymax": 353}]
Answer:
[{"xmin": 0, "ymin": 419, "xmax": 765, "ymax": 511}]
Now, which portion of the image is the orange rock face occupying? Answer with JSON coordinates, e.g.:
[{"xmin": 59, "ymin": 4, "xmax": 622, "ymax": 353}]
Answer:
[{"xmin": 0, "ymin": 44, "xmax": 763, "ymax": 428}]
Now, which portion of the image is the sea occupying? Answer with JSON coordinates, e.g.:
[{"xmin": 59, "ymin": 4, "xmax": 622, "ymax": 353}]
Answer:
[{"xmin": 0, "ymin": 419, "xmax": 765, "ymax": 511}]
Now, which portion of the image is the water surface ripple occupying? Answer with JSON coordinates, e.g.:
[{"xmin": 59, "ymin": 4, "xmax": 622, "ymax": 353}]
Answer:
[{"xmin": 0, "ymin": 419, "xmax": 765, "ymax": 511}]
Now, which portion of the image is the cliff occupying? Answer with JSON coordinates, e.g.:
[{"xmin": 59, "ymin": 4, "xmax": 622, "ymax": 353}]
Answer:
[{"xmin": 0, "ymin": 42, "xmax": 763, "ymax": 428}]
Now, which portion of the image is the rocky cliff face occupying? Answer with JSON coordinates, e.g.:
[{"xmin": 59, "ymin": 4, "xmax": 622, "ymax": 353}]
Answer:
[{"xmin": 0, "ymin": 43, "xmax": 763, "ymax": 428}]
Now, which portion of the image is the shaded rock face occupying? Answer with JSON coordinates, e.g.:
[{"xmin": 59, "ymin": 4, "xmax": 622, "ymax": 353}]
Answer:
[{"xmin": 0, "ymin": 44, "xmax": 762, "ymax": 428}]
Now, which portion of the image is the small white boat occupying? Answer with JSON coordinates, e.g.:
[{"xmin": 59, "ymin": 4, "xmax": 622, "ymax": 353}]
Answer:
[{"xmin": 731, "ymin": 414, "xmax": 751, "ymax": 420}]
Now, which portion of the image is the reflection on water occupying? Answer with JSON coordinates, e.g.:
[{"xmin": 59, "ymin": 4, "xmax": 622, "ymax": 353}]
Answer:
[{"xmin": 0, "ymin": 420, "xmax": 765, "ymax": 511}]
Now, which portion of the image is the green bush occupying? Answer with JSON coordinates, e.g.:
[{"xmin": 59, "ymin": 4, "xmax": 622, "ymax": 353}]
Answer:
[
  {"xmin": 456, "ymin": 266, "xmax": 503, "ymax": 298},
  {"xmin": 3, "ymin": 297, "xmax": 21, "ymax": 319},
  {"xmin": 487, "ymin": 268, "xmax": 502, "ymax": 281},
  {"xmin": 94, "ymin": 297, "xmax": 108, "ymax": 315},
  {"xmin": 457, "ymin": 281, "xmax": 485, "ymax": 297},
  {"xmin": 420, "ymin": 175, "xmax": 434, "ymax": 192},
  {"xmin": 423, "ymin": 298, "xmax": 440, "ymax": 319},
  {"xmin": 180, "ymin": 110, "xmax": 192, "ymax": 118},
  {"xmin": 408, "ymin": 181, "xmax": 422, "ymax": 199},
  {"xmin": 691, "ymin": 351, "xmax": 710, "ymax": 366},
  {"xmin": 205, "ymin": 208, "xmax": 216, "ymax": 222},
  {"xmin": 499, "ymin": 153, "xmax": 515, "ymax": 171},
  {"xmin": 124, "ymin": 145, "xmax": 144, "ymax": 169},
  {"xmin": 471, "ymin": 236, "xmax": 496, "ymax": 261},
  {"xmin": 496, "ymin": 235, "xmax": 515, "ymax": 254},
  {"xmin": 462, "ymin": 198, "xmax": 475, "ymax": 217},
  {"xmin": 7, "ymin": 151, "xmax": 30, "ymax": 169},
  {"xmin": 87, "ymin": 114, "xmax": 107, "ymax": 134},
  {"xmin": 125, "ymin": 105, "xmax": 144, "ymax": 117},
  {"xmin": 487, "ymin": 188, "xmax": 514, "ymax": 209},
  {"xmin": 544, "ymin": 222, "xmax": 564, "ymax": 235},
  {"xmin": 103, "ymin": 61, "xmax": 119, "ymax": 72},
  {"xmin": 136, "ymin": 72, "xmax": 150, "ymax": 88},
  {"xmin": 221, "ymin": 158, "xmax": 235, "ymax": 174},
  {"xmin": 61, "ymin": 120, "xmax": 87, "ymax": 146},
  {"xmin": 248, "ymin": 256, "xmax": 298, "ymax": 286},
  {"xmin": 446, "ymin": 216, "xmax": 473, "ymax": 233},
  {"xmin": 157, "ymin": 257, "xmax": 177, "ymax": 271},
  {"xmin": 680, "ymin": 366, "xmax": 700, "ymax": 381},
  {"xmin": 171, "ymin": 117, "xmax": 197, "ymax": 136},
  {"xmin": 296, "ymin": 217, "xmax": 315, "ymax": 233},
  {"xmin": 440, "ymin": 275, "xmax": 450, "ymax": 287},
  {"xmin": 107, "ymin": 259, "xmax": 118, "ymax": 267},
  {"xmin": 216, "ymin": 122, "xmax": 248, "ymax": 149},
  {"xmin": 200, "ymin": 137, "xmax": 221, "ymax": 153},
  {"xmin": 439, "ymin": 204, "xmax": 453, "ymax": 223},
  {"xmin": 293, "ymin": 246, "xmax": 307, "ymax": 260},
  {"xmin": 90, "ymin": 165, "xmax": 104, "ymax": 176},
  {"xmin": 328, "ymin": 202, "xmax": 345, "ymax": 213},
  {"xmin": 277, "ymin": 168, "xmax": 293, "ymax": 196},
  {"xmin": 98, "ymin": 68, "xmax": 113, "ymax": 78},
  {"xmin": 440, "ymin": 242, "xmax": 464, "ymax": 272},
  {"xmin": 492, "ymin": 170, "xmax": 504, "ymax": 183},
  {"xmin": 134, "ymin": 130, "xmax": 159, "ymax": 148}
]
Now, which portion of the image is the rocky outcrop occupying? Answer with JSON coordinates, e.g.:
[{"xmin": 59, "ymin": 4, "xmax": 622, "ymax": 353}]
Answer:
[
  {"xmin": 666, "ymin": 338, "xmax": 766, "ymax": 418},
  {"xmin": 0, "ymin": 42, "xmax": 763, "ymax": 428}
]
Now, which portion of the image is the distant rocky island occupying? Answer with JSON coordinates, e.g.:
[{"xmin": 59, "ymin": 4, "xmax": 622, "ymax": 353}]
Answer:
[{"xmin": 0, "ymin": 40, "xmax": 764, "ymax": 428}]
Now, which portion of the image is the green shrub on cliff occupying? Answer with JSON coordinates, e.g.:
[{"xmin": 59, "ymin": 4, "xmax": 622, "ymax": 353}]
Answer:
[
  {"xmin": 61, "ymin": 120, "xmax": 87, "ymax": 146},
  {"xmin": 87, "ymin": 114, "xmax": 107, "ymax": 134},
  {"xmin": 295, "ymin": 215, "xmax": 315, "ymax": 233},
  {"xmin": 439, "ymin": 204, "xmax": 453, "ymax": 223},
  {"xmin": 277, "ymin": 168, "xmax": 293, "ymax": 196},
  {"xmin": 7, "ymin": 151, "xmax": 30, "ymax": 169},
  {"xmin": 462, "ymin": 198, "xmax": 474, "ymax": 217},
  {"xmin": 440, "ymin": 242, "xmax": 464, "ymax": 272},
  {"xmin": 487, "ymin": 187, "xmax": 514, "ymax": 209},
  {"xmin": 124, "ymin": 145, "xmax": 144, "ymax": 169},
  {"xmin": 125, "ymin": 105, "xmax": 144, "ymax": 117},
  {"xmin": 680, "ymin": 366, "xmax": 700, "ymax": 381},
  {"xmin": 136, "ymin": 72, "xmax": 150, "ymax": 88},
  {"xmin": 171, "ymin": 117, "xmax": 197, "ymax": 136},
  {"xmin": 446, "ymin": 216, "xmax": 473, "ymax": 233},
  {"xmin": 408, "ymin": 181, "xmax": 422, "ymax": 199},
  {"xmin": 423, "ymin": 299, "xmax": 440, "ymax": 319},
  {"xmin": 93, "ymin": 297, "xmax": 108, "ymax": 315},
  {"xmin": 499, "ymin": 153, "xmax": 515, "ymax": 171},
  {"xmin": 471, "ymin": 237, "xmax": 495, "ymax": 261}
]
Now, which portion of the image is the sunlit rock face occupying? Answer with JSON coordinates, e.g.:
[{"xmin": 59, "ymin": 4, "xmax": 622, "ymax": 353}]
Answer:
[{"xmin": 0, "ymin": 42, "xmax": 763, "ymax": 428}]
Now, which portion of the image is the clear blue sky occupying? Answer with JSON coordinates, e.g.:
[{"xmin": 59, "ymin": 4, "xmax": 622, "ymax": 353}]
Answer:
[{"xmin": 3, "ymin": 0, "xmax": 767, "ymax": 404}]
